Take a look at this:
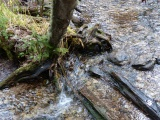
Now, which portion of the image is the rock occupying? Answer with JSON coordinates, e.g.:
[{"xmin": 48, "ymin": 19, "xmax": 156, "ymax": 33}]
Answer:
[
  {"xmin": 156, "ymin": 58, "xmax": 160, "ymax": 65},
  {"xmin": 107, "ymin": 50, "xmax": 130, "ymax": 66},
  {"xmin": 72, "ymin": 16, "xmax": 85, "ymax": 27},
  {"xmin": 88, "ymin": 66, "xmax": 104, "ymax": 78},
  {"xmin": 132, "ymin": 60, "xmax": 156, "ymax": 71}
]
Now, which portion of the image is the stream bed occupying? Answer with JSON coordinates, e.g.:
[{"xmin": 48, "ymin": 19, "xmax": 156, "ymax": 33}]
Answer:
[
  {"xmin": 67, "ymin": 0, "xmax": 160, "ymax": 119},
  {"xmin": 0, "ymin": 0, "xmax": 160, "ymax": 119}
]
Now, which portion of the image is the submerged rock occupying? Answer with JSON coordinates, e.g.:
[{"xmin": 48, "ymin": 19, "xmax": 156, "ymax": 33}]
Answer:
[
  {"xmin": 107, "ymin": 50, "xmax": 130, "ymax": 66},
  {"xmin": 132, "ymin": 60, "xmax": 156, "ymax": 71},
  {"xmin": 156, "ymin": 58, "xmax": 160, "ymax": 65},
  {"xmin": 88, "ymin": 66, "xmax": 104, "ymax": 78},
  {"xmin": 29, "ymin": 115, "xmax": 53, "ymax": 120}
]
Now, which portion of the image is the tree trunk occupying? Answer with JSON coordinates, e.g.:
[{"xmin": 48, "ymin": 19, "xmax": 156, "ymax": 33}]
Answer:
[
  {"xmin": 0, "ymin": 0, "xmax": 77, "ymax": 89},
  {"xmin": 49, "ymin": 0, "xmax": 77, "ymax": 48}
]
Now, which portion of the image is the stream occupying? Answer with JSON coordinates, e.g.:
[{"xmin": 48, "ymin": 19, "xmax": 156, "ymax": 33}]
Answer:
[{"xmin": 0, "ymin": 0, "xmax": 160, "ymax": 119}]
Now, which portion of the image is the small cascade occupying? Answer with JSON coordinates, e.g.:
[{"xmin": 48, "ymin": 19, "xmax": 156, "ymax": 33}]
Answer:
[
  {"xmin": 40, "ymin": 83, "xmax": 72, "ymax": 119},
  {"xmin": 29, "ymin": 83, "xmax": 73, "ymax": 120},
  {"xmin": 53, "ymin": 83, "xmax": 73, "ymax": 118}
]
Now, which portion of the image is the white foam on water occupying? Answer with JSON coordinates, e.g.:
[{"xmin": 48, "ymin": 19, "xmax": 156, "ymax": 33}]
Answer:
[{"xmin": 51, "ymin": 83, "xmax": 73, "ymax": 118}]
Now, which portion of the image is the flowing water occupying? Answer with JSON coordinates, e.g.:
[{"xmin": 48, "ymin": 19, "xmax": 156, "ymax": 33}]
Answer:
[
  {"xmin": 65, "ymin": 0, "xmax": 160, "ymax": 119},
  {"xmin": 49, "ymin": 84, "xmax": 73, "ymax": 118}
]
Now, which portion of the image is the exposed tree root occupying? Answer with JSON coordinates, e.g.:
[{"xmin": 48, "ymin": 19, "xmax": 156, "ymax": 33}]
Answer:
[{"xmin": 0, "ymin": 59, "xmax": 52, "ymax": 89}]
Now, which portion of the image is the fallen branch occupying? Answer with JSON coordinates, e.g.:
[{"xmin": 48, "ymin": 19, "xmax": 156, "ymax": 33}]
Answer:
[
  {"xmin": 79, "ymin": 86, "xmax": 114, "ymax": 120},
  {"xmin": 61, "ymin": 69, "xmax": 106, "ymax": 120},
  {"xmin": 108, "ymin": 71, "xmax": 160, "ymax": 120},
  {"xmin": 0, "ymin": 61, "xmax": 38, "ymax": 89},
  {"xmin": 79, "ymin": 90, "xmax": 106, "ymax": 120}
]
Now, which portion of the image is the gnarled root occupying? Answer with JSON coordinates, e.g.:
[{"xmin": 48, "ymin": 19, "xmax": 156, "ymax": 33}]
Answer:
[{"xmin": 0, "ymin": 59, "xmax": 53, "ymax": 89}]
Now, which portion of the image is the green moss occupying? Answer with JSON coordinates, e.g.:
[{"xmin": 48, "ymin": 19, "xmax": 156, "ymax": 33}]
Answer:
[{"xmin": 0, "ymin": 61, "xmax": 38, "ymax": 89}]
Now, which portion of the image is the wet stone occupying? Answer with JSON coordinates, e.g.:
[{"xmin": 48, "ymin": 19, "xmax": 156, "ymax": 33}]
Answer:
[
  {"xmin": 29, "ymin": 115, "xmax": 54, "ymax": 120},
  {"xmin": 88, "ymin": 66, "xmax": 104, "ymax": 78},
  {"xmin": 156, "ymin": 58, "xmax": 160, "ymax": 65},
  {"xmin": 107, "ymin": 50, "xmax": 130, "ymax": 66},
  {"xmin": 132, "ymin": 60, "xmax": 156, "ymax": 71}
]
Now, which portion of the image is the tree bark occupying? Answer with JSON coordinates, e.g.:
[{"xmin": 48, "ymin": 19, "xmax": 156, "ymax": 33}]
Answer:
[{"xmin": 49, "ymin": 0, "xmax": 77, "ymax": 48}]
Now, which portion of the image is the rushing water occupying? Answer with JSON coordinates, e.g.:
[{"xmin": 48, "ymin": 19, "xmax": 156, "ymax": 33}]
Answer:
[{"xmin": 50, "ymin": 84, "xmax": 73, "ymax": 118}]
